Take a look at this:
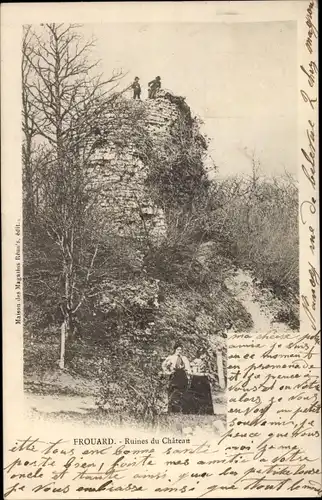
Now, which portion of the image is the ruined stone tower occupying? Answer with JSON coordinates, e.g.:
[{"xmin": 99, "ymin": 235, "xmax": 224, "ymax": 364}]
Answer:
[{"xmin": 87, "ymin": 90, "xmax": 194, "ymax": 242}]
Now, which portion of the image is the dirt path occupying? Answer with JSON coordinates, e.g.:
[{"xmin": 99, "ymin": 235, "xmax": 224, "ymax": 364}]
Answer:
[
  {"xmin": 26, "ymin": 392, "xmax": 227, "ymax": 434},
  {"xmin": 225, "ymin": 268, "xmax": 291, "ymax": 332},
  {"xmin": 26, "ymin": 393, "xmax": 96, "ymax": 414}
]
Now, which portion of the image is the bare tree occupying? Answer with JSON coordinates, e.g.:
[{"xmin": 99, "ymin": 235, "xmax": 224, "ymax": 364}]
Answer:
[
  {"xmin": 22, "ymin": 23, "xmax": 127, "ymax": 369},
  {"xmin": 22, "ymin": 24, "xmax": 125, "ymax": 160}
]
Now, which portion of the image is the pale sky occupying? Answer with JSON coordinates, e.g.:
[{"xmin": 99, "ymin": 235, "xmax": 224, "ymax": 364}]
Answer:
[{"xmin": 80, "ymin": 21, "xmax": 297, "ymax": 178}]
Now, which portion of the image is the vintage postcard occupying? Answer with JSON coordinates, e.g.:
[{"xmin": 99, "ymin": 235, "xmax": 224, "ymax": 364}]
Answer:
[{"xmin": 1, "ymin": 1, "xmax": 320, "ymax": 498}]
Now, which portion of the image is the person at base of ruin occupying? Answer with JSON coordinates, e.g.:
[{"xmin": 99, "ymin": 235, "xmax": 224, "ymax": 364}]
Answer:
[
  {"xmin": 162, "ymin": 343, "xmax": 191, "ymax": 414},
  {"xmin": 186, "ymin": 349, "xmax": 214, "ymax": 415},
  {"xmin": 148, "ymin": 76, "xmax": 161, "ymax": 99},
  {"xmin": 132, "ymin": 76, "xmax": 141, "ymax": 99}
]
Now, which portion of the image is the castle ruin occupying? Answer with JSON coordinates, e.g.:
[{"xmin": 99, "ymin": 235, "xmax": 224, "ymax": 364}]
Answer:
[{"xmin": 87, "ymin": 90, "xmax": 195, "ymax": 242}]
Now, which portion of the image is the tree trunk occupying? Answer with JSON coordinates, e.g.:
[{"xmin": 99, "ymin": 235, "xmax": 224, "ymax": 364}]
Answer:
[
  {"xmin": 58, "ymin": 310, "xmax": 74, "ymax": 369},
  {"xmin": 22, "ymin": 132, "xmax": 35, "ymax": 220},
  {"xmin": 59, "ymin": 320, "xmax": 67, "ymax": 369}
]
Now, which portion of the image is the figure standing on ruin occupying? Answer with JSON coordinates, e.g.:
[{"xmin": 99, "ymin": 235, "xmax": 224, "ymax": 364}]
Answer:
[
  {"xmin": 148, "ymin": 76, "xmax": 161, "ymax": 99},
  {"xmin": 132, "ymin": 76, "xmax": 141, "ymax": 100}
]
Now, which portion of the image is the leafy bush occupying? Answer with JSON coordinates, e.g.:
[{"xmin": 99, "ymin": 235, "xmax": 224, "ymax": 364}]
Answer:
[{"xmin": 203, "ymin": 168, "xmax": 299, "ymax": 326}]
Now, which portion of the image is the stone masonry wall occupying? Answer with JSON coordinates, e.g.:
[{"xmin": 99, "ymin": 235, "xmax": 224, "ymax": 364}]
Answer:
[{"xmin": 88, "ymin": 90, "xmax": 191, "ymax": 242}]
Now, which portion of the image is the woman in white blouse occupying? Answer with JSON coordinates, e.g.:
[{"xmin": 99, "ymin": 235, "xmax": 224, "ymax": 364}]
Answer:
[{"xmin": 162, "ymin": 344, "xmax": 191, "ymax": 414}]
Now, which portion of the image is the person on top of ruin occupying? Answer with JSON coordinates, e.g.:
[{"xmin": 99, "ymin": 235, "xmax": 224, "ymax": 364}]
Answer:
[
  {"xmin": 148, "ymin": 76, "xmax": 161, "ymax": 99},
  {"xmin": 132, "ymin": 76, "xmax": 141, "ymax": 100}
]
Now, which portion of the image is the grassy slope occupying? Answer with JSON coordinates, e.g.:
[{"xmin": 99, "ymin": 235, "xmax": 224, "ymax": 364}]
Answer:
[{"xmin": 24, "ymin": 280, "xmax": 251, "ymax": 402}]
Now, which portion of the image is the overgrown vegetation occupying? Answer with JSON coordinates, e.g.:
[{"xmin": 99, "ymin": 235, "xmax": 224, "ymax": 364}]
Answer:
[{"xmin": 203, "ymin": 159, "xmax": 299, "ymax": 314}]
